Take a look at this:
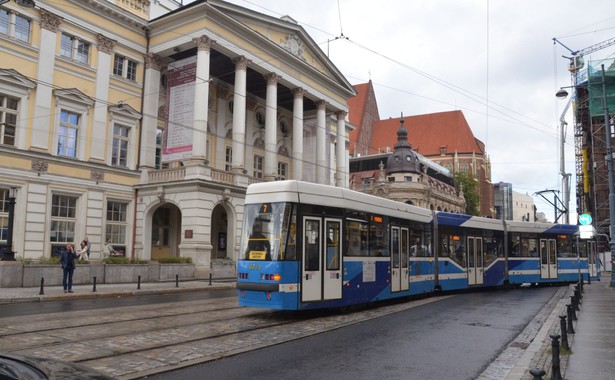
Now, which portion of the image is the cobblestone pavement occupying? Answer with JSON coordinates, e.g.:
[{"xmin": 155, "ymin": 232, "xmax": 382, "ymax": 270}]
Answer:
[{"xmin": 0, "ymin": 290, "xmax": 448, "ymax": 379}]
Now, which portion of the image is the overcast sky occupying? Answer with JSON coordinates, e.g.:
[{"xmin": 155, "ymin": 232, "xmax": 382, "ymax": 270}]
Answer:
[{"xmin": 188, "ymin": 0, "xmax": 615, "ymax": 222}]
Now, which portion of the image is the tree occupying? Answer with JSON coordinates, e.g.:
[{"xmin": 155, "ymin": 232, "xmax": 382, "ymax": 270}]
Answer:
[{"xmin": 454, "ymin": 171, "xmax": 480, "ymax": 216}]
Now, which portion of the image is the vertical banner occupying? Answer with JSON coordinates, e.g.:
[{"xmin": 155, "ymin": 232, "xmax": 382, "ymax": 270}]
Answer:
[{"xmin": 162, "ymin": 56, "xmax": 197, "ymax": 163}]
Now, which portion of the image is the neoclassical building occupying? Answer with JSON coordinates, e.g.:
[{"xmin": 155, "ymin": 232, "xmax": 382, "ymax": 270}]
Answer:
[
  {"xmin": 349, "ymin": 118, "xmax": 465, "ymax": 213},
  {"xmin": 0, "ymin": 0, "xmax": 355, "ymax": 274}
]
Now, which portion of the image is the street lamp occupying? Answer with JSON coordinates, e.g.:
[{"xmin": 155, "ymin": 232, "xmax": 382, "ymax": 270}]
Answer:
[
  {"xmin": 1, "ymin": 187, "xmax": 17, "ymax": 261},
  {"xmin": 555, "ymin": 88, "xmax": 573, "ymax": 224}
]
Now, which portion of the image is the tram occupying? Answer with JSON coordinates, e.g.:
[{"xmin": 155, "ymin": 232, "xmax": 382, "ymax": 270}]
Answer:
[{"xmin": 237, "ymin": 181, "xmax": 600, "ymax": 310}]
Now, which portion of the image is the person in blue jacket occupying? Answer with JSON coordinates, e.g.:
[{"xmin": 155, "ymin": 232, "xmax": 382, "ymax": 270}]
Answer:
[{"xmin": 60, "ymin": 243, "xmax": 78, "ymax": 293}]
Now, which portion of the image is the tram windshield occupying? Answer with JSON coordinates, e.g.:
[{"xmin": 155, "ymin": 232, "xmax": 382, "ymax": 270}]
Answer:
[{"xmin": 240, "ymin": 202, "xmax": 296, "ymax": 261}]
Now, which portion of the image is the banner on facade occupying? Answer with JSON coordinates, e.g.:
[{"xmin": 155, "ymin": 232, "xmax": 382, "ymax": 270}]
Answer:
[{"xmin": 162, "ymin": 56, "xmax": 197, "ymax": 163}]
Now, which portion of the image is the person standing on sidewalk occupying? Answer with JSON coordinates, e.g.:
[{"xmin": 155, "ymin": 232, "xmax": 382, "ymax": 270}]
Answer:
[{"xmin": 60, "ymin": 243, "xmax": 78, "ymax": 293}]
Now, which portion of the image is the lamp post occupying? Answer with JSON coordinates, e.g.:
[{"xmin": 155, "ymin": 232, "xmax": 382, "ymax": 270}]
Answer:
[
  {"xmin": 599, "ymin": 64, "xmax": 615, "ymax": 288},
  {"xmin": 1, "ymin": 187, "xmax": 17, "ymax": 261},
  {"xmin": 556, "ymin": 88, "xmax": 573, "ymax": 224}
]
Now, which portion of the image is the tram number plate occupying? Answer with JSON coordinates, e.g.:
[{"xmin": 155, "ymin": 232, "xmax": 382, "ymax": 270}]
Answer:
[{"xmin": 249, "ymin": 251, "xmax": 267, "ymax": 260}]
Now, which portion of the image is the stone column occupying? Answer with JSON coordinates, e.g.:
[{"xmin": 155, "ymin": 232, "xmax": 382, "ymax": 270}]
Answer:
[
  {"xmin": 292, "ymin": 88, "xmax": 305, "ymax": 181},
  {"xmin": 264, "ymin": 73, "xmax": 280, "ymax": 180},
  {"xmin": 31, "ymin": 9, "xmax": 61, "ymax": 152},
  {"xmin": 231, "ymin": 56, "xmax": 249, "ymax": 174},
  {"xmin": 139, "ymin": 53, "xmax": 162, "ymax": 170},
  {"xmin": 90, "ymin": 34, "xmax": 115, "ymax": 162},
  {"xmin": 336, "ymin": 111, "xmax": 347, "ymax": 188},
  {"xmin": 190, "ymin": 35, "xmax": 214, "ymax": 161},
  {"xmin": 316, "ymin": 100, "xmax": 327, "ymax": 184}
]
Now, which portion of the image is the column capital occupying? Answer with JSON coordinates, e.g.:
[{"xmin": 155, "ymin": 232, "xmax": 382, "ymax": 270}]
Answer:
[
  {"xmin": 193, "ymin": 35, "xmax": 216, "ymax": 51},
  {"xmin": 336, "ymin": 110, "xmax": 348, "ymax": 119},
  {"xmin": 144, "ymin": 53, "xmax": 162, "ymax": 71},
  {"xmin": 316, "ymin": 100, "xmax": 327, "ymax": 110},
  {"xmin": 40, "ymin": 9, "xmax": 62, "ymax": 32},
  {"xmin": 233, "ymin": 56, "xmax": 251, "ymax": 70},
  {"xmin": 97, "ymin": 34, "xmax": 115, "ymax": 54},
  {"xmin": 265, "ymin": 73, "xmax": 281, "ymax": 86},
  {"xmin": 292, "ymin": 87, "xmax": 305, "ymax": 98}
]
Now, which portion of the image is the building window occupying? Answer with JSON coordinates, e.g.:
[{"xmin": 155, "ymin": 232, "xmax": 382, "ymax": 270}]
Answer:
[
  {"xmin": 225, "ymin": 146, "xmax": 232, "ymax": 171},
  {"xmin": 0, "ymin": 9, "xmax": 30, "ymax": 42},
  {"xmin": 0, "ymin": 189, "xmax": 8, "ymax": 241},
  {"xmin": 111, "ymin": 124, "xmax": 129, "ymax": 167},
  {"xmin": 50, "ymin": 194, "xmax": 77, "ymax": 256},
  {"xmin": 278, "ymin": 161, "xmax": 287, "ymax": 180},
  {"xmin": 155, "ymin": 127, "xmax": 168, "ymax": 169},
  {"xmin": 106, "ymin": 201, "xmax": 127, "ymax": 256},
  {"xmin": 60, "ymin": 33, "xmax": 90, "ymax": 64},
  {"xmin": 0, "ymin": 94, "xmax": 18, "ymax": 146},
  {"xmin": 58, "ymin": 110, "xmax": 79, "ymax": 158},
  {"xmin": 254, "ymin": 155, "xmax": 263, "ymax": 178},
  {"xmin": 113, "ymin": 54, "xmax": 138, "ymax": 81}
]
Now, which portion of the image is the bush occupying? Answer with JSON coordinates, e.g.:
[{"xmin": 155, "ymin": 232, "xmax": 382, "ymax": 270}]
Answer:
[
  {"xmin": 155, "ymin": 256, "xmax": 193, "ymax": 264},
  {"xmin": 103, "ymin": 257, "xmax": 148, "ymax": 264},
  {"xmin": 20, "ymin": 256, "xmax": 60, "ymax": 265}
]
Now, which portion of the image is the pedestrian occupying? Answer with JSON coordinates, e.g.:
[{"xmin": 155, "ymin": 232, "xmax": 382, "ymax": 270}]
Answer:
[
  {"xmin": 60, "ymin": 243, "xmax": 78, "ymax": 293},
  {"xmin": 76, "ymin": 240, "xmax": 88, "ymax": 261},
  {"xmin": 83, "ymin": 236, "xmax": 91, "ymax": 259},
  {"xmin": 102, "ymin": 238, "xmax": 116, "ymax": 258}
]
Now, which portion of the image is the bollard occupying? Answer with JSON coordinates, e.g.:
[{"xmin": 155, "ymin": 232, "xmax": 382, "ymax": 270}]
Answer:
[
  {"xmin": 550, "ymin": 334, "xmax": 563, "ymax": 380},
  {"xmin": 39, "ymin": 277, "xmax": 44, "ymax": 295},
  {"xmin": 570, "ymin": 294, "xmax": 579, "ymax": 313},
  {"xmin": 579, "ymin": 277, "xmax": 584, "ymax": 292},
  {"xmin": 209, "ymin": 272, "xmax": 212, "ymax": 286},
  {"xmin": 566, "ymin": 304, "xmax": 576, "ymax": 333},
  {"xmin": 175, "ymin": 274, "xmax": 179, "ymax": 288},
  {"xmin": 529, "ymin": 368, "xmax": 545, "ymax": 380},
  {"xmin": 578, "ymin": 282, "xmax": 583, "ymax": 300},
  {"xmin": 574, "ymin": 285, "xmax": 581, "ymax": 304},
  {"xmin": 92, "ymin": 276, "xmax": 97, "ymax": 293},
  {"xmin": 559, "ymin": 315, "xmax": 569, "ymax": 350},
  {"xmin": 137, "ymin": 275, "xmax": 141, "ymax": 290}
]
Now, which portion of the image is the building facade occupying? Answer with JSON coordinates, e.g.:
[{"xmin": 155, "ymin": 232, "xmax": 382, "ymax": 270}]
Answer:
[
  {"xmin": 347, "ymin": 83, "xmax": 494, "ymax": 217},
  {"xmin": 0, "ymin": 0, "xmax": 355, "ymax": 274}
]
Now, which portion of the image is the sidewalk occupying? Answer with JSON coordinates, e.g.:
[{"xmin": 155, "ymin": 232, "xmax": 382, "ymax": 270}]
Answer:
[
  {"xmin": 564, "ymin": 273, "xmax": 615, "ymax": 380},
  {"xmin": 0, "ymin": 278, "xmax": 236, "ymax": 304}
]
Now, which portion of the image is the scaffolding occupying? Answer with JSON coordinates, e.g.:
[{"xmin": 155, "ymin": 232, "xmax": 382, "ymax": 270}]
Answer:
[{"xmin": 574, "ymin": 58, "xmax": 615, "ymax": 252}]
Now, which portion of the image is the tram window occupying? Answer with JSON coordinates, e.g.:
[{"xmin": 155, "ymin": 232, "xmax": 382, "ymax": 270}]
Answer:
[
  {"xmin": 305, "ymin": 220, "xmax": 320, "ymax": 271},
  {"xmin": 326, "ymin": 221, "xmax": 340, "ymax": 270},
  {"xmin": 512, "ymin": 234, "xmax": 537, "ymax": 257},
  {"xmin": 410, "ymin": 230, "xmax": 430, "ymax": 257},
  {"xmin": 557, "ymin": 236, "xmax": 575, "ymax": 258},
  {"xmin": 440, "ymin": 233, "xmax": 464, "ymax": 265},
  {"xmin": 484, "ymin": 237, "xmax": 502, "ymax": 266},
  {"xmin": 346, "ymin": 220, "xmax": 368, "ymax": 256},
  {"xmin": 576, "ymin": 240, "xmax": 588, "ymax": 258},
  {"xmin": 369, "ymin": 220, "xmax": 389, "ymax": 257},
  {"xmin": 241, "ymin": 202, "xmax": 290, "ymax": 261},
  {"xmin": 280, "ymin": 205, "xmax": 297, "ymax": 261}
]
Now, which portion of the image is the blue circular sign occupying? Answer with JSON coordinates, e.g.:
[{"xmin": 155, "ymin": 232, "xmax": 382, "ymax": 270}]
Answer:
[{"xmin": 579, "ymin": 214, "xmax": 592, "ymax": 225}]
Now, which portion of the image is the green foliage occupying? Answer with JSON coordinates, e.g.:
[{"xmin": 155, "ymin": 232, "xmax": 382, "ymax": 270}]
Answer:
[
  {"xmin": 211, "ymin": 257, "xmax": 234, "ymax": 265},
  {"xmin": 20, "ymin": 256, "xmax": 60, "ymax": 265},
  {"xmin": 454, "ymin": 171, "xmax": 480, "ymax": 216},
  {"xmin": 155, "ymin": 256, "xmax": 193, "ymax": 264},
  {"xmin": 103, "ymin": 257, "xmax": 148, "ymax": 265}
]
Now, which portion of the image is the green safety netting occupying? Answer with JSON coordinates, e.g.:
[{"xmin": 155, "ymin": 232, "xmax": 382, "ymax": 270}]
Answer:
[{"xmin": 588, "ymin": 58, "xmax": 615, "ymax": 117}]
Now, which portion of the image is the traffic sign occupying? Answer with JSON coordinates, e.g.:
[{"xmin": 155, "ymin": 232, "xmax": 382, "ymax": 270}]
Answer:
[{"xmin": 579, "ymin": 214, "xmax": 592, "ymax": 225}]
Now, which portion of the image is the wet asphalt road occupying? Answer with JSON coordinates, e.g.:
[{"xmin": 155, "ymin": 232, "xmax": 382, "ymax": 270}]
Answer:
[{"xmin": 147, "ymin": 286, "xmax": 558, "ymax": 380}]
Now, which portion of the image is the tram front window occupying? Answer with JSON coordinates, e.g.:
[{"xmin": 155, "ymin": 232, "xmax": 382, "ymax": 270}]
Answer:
[{"xmin": 241, "ymin": 202, "xmax": 295, "ymax": 261}]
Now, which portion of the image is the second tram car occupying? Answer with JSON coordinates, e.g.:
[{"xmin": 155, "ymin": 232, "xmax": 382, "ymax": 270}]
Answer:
[{"xmin": 237, "ymin": 181, "xmax": 600, "ymax": 310}]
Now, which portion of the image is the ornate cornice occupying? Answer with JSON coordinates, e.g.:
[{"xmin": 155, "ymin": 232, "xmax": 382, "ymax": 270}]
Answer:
[
  {"xmin": 193, "ymin": 35, "xmax": 215, "ymax": 52},
  {"xmin": 144, "ymin": 53, "xmax": 162, "ymax": 71},
  {"xmin": 97, "ymin": 34, "xmax": 115, "ymax": 55},
  {"xmin": 233, "ymin": 56, "xmax": 250, "ymax": 71},
  {"xmin": 40, "ymin": 9, "xmax": 62, "ymax": 33},
  {"xmin": 265, "ymin": 73, "xmax": 281, "ymax": 86}
]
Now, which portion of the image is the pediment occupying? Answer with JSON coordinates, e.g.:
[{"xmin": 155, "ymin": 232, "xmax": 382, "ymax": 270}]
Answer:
[
  {"xmin": 109, "ymin": 103, "xmax": 142, "ymax": 120},
  {"xmin": 53, "ymin": 88, "xmax": 95, "ymax": 106},
  {"xmin": 0, "ymin": 68, "xmax": 37, "ymax": 89}
]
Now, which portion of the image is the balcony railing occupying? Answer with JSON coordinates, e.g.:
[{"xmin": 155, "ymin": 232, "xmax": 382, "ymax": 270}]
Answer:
[{"xmin": 148, "ymin": 167, "xmax": 186, "ymax": 183}]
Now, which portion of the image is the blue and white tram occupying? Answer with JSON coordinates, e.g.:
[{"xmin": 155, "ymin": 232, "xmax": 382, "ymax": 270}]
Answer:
[{"xmin": 237, "ymin": 181, "xmax": 599, "ymax": 311}]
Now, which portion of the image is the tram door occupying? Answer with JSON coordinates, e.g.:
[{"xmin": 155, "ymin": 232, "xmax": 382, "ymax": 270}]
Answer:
[
  {"xmin": 467, "ymin": 236, "xmax": 484, "ymax": 286},
  {"xmin": 302, "ymin": 217, "xmax": 343, "ymax": 302},
  {"xmin": 588, "ymin": 241, "xmax": 597, "ymax": 277},
  {"xmin": 540, "ymin": 239, "xmax": 558, "ymax": 279},
  {"xmin": 391, "ymin": 227, "xmax": 409, "ymax": 292}
]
